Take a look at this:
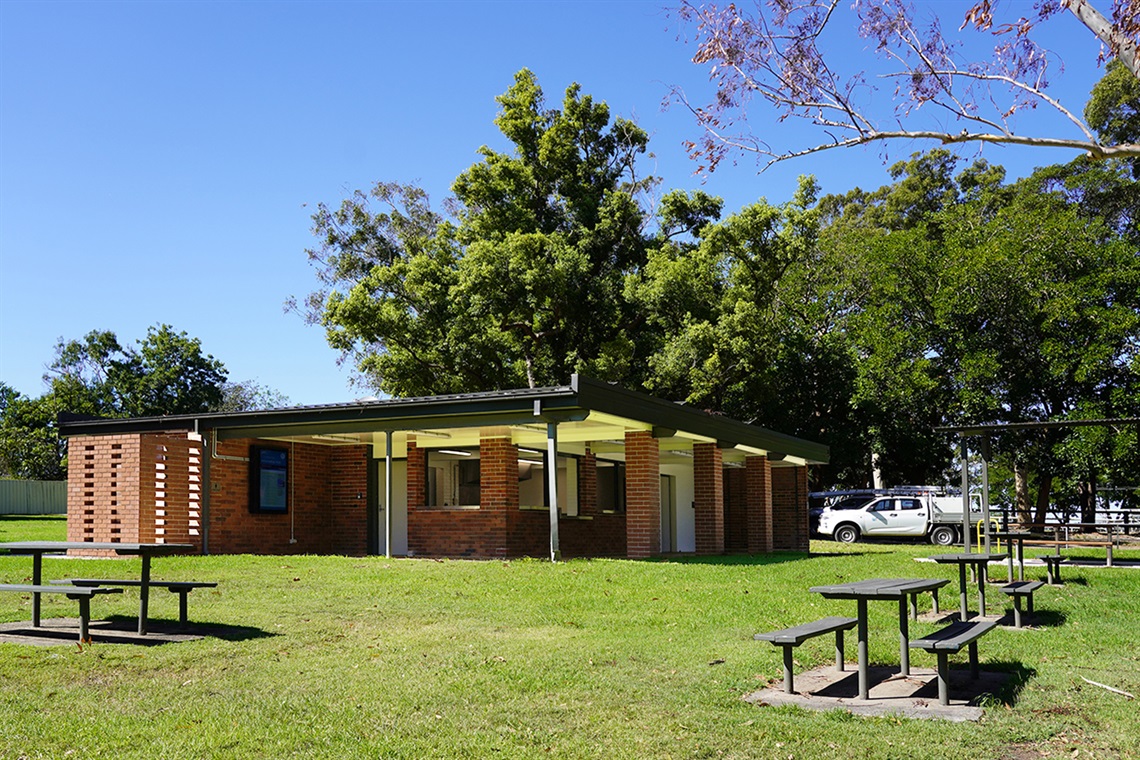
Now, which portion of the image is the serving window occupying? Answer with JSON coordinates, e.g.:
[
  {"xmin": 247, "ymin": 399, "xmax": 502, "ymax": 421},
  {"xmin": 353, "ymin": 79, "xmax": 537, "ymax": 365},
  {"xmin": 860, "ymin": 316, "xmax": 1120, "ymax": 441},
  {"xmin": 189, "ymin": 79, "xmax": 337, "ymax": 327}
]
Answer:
[{"xmin": 425, "ymin": 449, "xmax": 480, "ymax": 507}]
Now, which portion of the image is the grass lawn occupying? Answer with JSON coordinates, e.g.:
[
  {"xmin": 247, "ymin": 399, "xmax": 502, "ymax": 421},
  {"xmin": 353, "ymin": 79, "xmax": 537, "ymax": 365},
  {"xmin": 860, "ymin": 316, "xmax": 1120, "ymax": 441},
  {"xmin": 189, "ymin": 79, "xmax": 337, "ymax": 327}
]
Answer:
[
  {"xmin": 1, "ymin": 519, "xmax": 1138, "ymax": 759},
  {"xmin": 0, "ymin": 514, "xmax": 67, "ymax": 542}
]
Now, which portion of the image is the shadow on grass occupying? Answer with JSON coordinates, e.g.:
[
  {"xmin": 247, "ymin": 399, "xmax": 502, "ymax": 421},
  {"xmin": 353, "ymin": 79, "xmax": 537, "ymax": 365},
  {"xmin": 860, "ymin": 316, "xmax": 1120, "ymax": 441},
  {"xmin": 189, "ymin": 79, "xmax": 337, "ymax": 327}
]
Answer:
[
  {"xmin": 98, "ymin": 614, "xmax": 279, "ymax": 642},
  {"xmin": 0, "ymin": 616, "xmax": 279, "ymax": 647},
  {"xmin": 979, "ymin": 660, "xmax": 1037, "ymax": 707}
]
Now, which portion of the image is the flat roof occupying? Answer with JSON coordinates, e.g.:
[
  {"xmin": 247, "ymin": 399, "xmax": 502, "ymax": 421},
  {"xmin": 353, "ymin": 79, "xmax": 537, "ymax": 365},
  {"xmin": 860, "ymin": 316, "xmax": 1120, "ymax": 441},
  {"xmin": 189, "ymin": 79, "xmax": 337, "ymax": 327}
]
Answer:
[{"xmin": 58, "ymin": 375, "xmax": 829, "ymax": 465}]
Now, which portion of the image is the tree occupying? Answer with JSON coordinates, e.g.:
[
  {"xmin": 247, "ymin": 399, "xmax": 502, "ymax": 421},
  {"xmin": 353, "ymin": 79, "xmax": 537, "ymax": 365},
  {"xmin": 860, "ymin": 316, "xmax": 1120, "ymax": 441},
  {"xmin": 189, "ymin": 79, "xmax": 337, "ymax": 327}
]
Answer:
[
  {"xmin": 0, "ymin": 325, "xmax": 229, "ymax": 479},
  {"xmin": 211, "ymin": 380, "xmax": 291, "ymax": 413},
  {"xmin": 672, "ymin": 0, "xmax": 1140, "ymax": 172},
  {"xmin": 300, "ymin": 69, "xmax": 659, "ymax": 395},
  {"xmin": 831, "ymin": 149, "xmax": 1140, "ymax": 516},
  {"xmin": 48, "ymin": 324, "xmax": 227, "ymax": 417}
]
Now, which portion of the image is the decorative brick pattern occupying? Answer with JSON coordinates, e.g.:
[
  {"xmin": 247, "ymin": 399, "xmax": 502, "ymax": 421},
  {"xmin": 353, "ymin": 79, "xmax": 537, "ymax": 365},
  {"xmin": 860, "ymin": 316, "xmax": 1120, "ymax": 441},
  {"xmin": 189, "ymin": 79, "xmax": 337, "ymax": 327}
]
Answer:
[
  {"xmin": 771, "ymin": 465, "xmax": 810, "ymax": 552},
  {"xmin": 67, "ymin": 434, "xmax": 141, "ymax": 553},
  {"xmin": 624, "ymin": 431, "xmax": 660, "ymax": 559},
  {"xmin": 693, "ymin": 443, "xmax": 725, "ymax": 555}
]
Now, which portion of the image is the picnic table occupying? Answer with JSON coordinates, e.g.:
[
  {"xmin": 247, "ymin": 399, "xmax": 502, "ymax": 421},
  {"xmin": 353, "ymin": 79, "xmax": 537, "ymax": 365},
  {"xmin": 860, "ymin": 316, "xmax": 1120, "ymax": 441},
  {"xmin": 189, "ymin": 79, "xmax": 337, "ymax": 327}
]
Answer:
[
  {"xmin": 809, "ymin": 577, "xmax": 949, "ymax": 701},
  {"xmin": 929, "ymin": 552, "xmax": 1008, "ymax": 622},
  {"xmin": 993, "ymin": 532, "xmax": 1032, "ymax": 582},
  {"xmin": 0, "ymin": 541, "xmax": 195, "ymax": 635}
]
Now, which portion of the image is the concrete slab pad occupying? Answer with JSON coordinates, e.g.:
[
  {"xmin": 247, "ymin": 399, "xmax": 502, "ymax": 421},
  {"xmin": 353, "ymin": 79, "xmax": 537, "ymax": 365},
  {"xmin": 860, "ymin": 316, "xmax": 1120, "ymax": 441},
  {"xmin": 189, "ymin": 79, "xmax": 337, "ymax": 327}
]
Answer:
[
  {"xmin": 0, "ymin": 617, "xmax": 206, "ymax": 647},
  {"xmin": 744, "ymin": 663, "xmax": 1014, "ymax": 722}
]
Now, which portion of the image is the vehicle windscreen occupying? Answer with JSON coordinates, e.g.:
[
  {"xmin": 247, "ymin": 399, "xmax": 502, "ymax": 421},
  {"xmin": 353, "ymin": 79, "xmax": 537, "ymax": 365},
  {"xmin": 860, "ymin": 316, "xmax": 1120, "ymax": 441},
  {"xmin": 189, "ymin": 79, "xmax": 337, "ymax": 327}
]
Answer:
[{"xmin": 831, "ymin": 496, "xmax": 875, "ymax": 510}]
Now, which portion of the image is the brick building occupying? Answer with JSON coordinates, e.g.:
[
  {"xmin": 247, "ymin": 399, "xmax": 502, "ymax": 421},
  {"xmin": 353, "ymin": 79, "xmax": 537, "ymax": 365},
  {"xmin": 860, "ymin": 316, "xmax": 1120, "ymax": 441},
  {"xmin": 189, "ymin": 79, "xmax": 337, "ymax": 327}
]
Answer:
[{"xmin": 59, "ymin": 376, "xmax": 827, "ymax": 560}]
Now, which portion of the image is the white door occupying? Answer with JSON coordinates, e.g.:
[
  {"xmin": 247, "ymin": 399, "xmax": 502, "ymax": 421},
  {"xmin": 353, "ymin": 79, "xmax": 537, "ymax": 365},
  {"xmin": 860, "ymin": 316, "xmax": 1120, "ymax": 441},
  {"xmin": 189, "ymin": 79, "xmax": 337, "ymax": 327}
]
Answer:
[
  {"xmin": 376, "ymin": 460, "xmax": 409, "ymax": 556},
  {"xmin": 660, "ymin": 475, "xmax": 676, "ymax": 553}
]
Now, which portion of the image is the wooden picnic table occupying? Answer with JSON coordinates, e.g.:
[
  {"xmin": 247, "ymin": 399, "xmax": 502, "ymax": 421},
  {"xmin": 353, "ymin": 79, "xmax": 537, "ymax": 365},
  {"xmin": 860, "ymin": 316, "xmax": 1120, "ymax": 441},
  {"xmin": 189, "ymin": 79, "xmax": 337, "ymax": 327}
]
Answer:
[
  {"xmin": 809, "ymin": 577, "xmax": 949, "ymax": 701},
  {"xmin": 0, "ymin": 541, "xmax": 195, "ymax": 635},
  {"xmin": 929, "ymin": 552, "xmax": 1008, "ymax": 622}
]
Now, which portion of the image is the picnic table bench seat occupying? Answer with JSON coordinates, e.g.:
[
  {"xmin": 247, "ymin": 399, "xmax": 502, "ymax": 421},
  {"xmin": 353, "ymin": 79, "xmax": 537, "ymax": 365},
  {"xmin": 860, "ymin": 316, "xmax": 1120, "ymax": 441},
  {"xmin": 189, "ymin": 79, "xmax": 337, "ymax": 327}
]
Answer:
[
  {"xmin": 999, "ymin": 581, "xmax": 1045, "ymax": 628},
  {"xmin": 909, "ymin": 619, "xmax": 998, "ymax": 705},
  {"xmin": 1032, "ymin": 554, "xmax": 1071, "ymax": 584},
  {"xmin": 754, "ymin": 616, "xmax": 858, "ymax": 694},
  {"xmin": 51, "ymin": 579, "xmax": 217, "ymax": 627},
  {"xmin": 0, "ymin": 584, "xmax": 123, "ymax": 641},
  {"xmin": 1022, "ymin": 539, "xmax": 1114, "ymax": 568}
]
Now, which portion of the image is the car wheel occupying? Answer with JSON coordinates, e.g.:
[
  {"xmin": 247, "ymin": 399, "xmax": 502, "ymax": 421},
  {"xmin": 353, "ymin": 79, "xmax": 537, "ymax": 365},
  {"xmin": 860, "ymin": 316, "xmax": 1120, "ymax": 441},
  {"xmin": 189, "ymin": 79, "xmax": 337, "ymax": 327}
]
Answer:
[
  {"xmin": 834, "ymin": 524, "xmax": 860, "ymax": 544},
  {"xmin": 930, "ymin": 526, "xmax": 957, "ymax": 546}
]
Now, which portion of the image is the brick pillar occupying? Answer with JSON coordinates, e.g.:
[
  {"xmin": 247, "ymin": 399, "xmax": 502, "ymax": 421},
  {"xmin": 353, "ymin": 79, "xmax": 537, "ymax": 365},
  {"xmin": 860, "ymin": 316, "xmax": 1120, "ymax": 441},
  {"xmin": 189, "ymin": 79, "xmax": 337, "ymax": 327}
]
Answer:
[
  {"xmin": 406, "ymin": 443, "xmax": 425, "ymax": 509},
  {"xmin": 624, "ymin": 430, "xmax": 660, "ymax": 559},
  {"xmin": 479, "ymin": 437, "xmax": 519, "ymax": 512},
  {"xmin": 693, "ymin": 443, "xmax": 724, "ymax": 555},
  {"xmin": 578, "ymin": 448, "xmax": 597, "ymax": 517},
  {"xmin": 479, "ymin": 437, "xmax": 516, "ymax": 558},
  {"xmin": 772, "ymin": 465, "xmax": 810, "ymax": 552},
  {"xmin": 744, "ymin": 455, "xmax": 773, "ymax": 553}
]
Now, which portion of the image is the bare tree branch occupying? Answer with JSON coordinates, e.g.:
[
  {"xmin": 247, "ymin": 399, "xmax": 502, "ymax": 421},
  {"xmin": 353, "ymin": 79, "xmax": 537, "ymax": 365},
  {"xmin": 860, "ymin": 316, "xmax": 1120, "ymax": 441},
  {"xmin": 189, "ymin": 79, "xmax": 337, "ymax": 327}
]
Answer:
[{"xmin": 672, "ymin": 0, "xmax": 1140, "ymax": 172}]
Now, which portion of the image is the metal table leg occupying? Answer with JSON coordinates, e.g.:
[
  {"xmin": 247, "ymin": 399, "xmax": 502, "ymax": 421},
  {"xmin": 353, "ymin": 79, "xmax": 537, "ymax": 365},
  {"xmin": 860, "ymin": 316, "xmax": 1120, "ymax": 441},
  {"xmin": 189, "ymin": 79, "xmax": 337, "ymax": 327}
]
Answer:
[
  {"xmin": 958, "ymin": 564, "xmax": 969, "ymax": 621},
  {"xmin": 857, "ymin": 599, "xmax": 869, "ymax": 700},
  {"xmin": 138, "ymin": 553, "xmax": 151, "ymax": 635},
  {"xmin": 898, "ymin": 596, "xmax": 910, "ymax": 676},
  {"xmin": 31, "ymin": 552, "xmax": 43, "ymax": 627}
]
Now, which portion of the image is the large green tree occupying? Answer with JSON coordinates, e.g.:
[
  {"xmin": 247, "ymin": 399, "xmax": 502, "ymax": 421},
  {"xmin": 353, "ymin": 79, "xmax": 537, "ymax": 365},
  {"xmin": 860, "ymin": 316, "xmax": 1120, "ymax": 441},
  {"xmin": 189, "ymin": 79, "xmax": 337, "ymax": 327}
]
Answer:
[
  {"xmin": 302, "ymin": 69, "xmax": 657, "ymax": 395},
  {"xmin": 0, "ymin": 325, "xmax": 230, "ymax": 479}
]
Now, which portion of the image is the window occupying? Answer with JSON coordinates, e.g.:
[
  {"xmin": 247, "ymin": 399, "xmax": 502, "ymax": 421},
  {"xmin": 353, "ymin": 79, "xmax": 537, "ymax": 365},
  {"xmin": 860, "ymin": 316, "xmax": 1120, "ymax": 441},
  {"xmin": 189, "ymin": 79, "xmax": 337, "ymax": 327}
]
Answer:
[
  {"xmin": 424, "ymin": 449, "xmax": 480, "ymax": 507},
  {"xmin": 250, "ymin": 445, "xmax": 288, "ymax": 513},
  {"xmin": 518, "ymin": 451, "xmax": 580, "ymax": 515},
  {"xmin": 898, "ymin": 498, "xmax": 923, "ymax": 511},
  {"xmin": 596, "ymin": 460, "xmax": 626, "ymax": 512}
]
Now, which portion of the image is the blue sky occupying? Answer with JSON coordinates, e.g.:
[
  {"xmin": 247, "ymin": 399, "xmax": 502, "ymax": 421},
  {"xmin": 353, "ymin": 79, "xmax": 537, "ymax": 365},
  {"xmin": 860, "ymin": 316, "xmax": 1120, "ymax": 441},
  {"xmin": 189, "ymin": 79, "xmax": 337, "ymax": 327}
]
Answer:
[{"xmin": 0, "ymin": 0, "xmax": 1113, "ymax": 406}]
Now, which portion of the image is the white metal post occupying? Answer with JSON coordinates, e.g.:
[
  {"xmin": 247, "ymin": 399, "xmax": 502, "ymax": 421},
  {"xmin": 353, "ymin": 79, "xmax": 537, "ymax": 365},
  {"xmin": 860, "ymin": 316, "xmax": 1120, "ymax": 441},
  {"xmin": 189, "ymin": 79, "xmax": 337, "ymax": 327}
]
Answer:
[
  {"xmin": 385, "ymin": 431, "xmax": 393, "ymax": 559},
  {"xmin": 547, "ymin": 422, "xmax": 561, "ymax": 562}
]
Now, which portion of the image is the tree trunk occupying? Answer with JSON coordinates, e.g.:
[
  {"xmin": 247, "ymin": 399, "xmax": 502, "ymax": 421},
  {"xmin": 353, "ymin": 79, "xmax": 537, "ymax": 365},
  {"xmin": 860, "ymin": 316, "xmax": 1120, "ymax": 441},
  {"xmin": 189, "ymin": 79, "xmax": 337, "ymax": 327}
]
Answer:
[
  {"xmin": 1014, "ymin": 464, "xmax": 1032, "ymax": 525},
  {"xmin": 1032, "ymin": 471, "xmax": 1053, "ymax": 526},
  {"xmin": 1079, "ymin": 471, "xmax": 1098, "ymax": 525}
]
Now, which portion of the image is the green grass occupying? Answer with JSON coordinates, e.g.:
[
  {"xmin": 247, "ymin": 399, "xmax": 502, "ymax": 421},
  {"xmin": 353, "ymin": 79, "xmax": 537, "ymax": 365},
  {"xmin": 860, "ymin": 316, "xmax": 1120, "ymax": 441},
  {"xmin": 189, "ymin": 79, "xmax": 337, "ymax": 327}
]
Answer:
[
  {"xmin": 0, "ymin": 514, "xmax": 66, "ymax": 542},
  {"xmin": 1, "ymin": 523, "xmax": 1138, "ymax": 758}
]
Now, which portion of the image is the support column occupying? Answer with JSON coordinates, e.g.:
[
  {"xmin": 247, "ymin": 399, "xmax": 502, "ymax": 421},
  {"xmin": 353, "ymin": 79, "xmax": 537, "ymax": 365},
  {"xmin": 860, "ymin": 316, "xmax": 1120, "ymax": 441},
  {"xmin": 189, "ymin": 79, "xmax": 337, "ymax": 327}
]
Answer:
[
  {"xmin": 385, "ymin": 432, "xmax": 394, "ymax": 559},
  {"xmin": 693, "ymin": 443, "xmax": 724, "ymax": 555},
  {"xmin": 406, "ymin": 442, "xmax": 425, "ymax": 509},
  {"xmin": 479, "ymin": 436, "xmax": 517, "ymax": 558},
  {"xmin": 624, "ymin": 431, "xmax": 660, "ymax": 559},
  {"xmin": 546, "ymin": 422, "xmax": 561, "ymax": 562},
  {"xmin": 745, "ymin": 455, "xmax": 773, "ymax": 554}
]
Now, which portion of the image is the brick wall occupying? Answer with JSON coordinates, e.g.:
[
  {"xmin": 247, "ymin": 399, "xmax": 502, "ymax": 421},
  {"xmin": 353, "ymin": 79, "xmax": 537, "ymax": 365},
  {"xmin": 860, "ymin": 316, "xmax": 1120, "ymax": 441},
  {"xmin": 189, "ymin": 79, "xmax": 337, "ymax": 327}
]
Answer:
[
  {"xmin": 407, "ymin": 437, "xmax": 516, "ymax": 558},
  {"xmin": 624, "ymin": 431, "xmax": 660, "ymax": 559},
  {"xmin": 578, "ymin": 449, "xmax": 597, "ymax": 517},
  {"xmin": 142, "ymin": 432, "xmax": 203, "ymax": 550},
  {"xmin": 771, "ymin": 465, "xmax": 809, "ymax": 552},
  {"xmin": 693, "ymin": 443, "xmax": 724, "ymax": 555},
  {"xmin": 745, "ymin": 455, "xmax": 774, "ymax": 553},
  {"xmin": 206, "ymin": 438, "xmax": 368, "ymax": 556},
  {"xmin": 723, "ymin": 468, "xmax": 746, "ymax": 552},
  {"xmin": 67, "ymin": 434, "xmax": 142, "ymax": 550}
]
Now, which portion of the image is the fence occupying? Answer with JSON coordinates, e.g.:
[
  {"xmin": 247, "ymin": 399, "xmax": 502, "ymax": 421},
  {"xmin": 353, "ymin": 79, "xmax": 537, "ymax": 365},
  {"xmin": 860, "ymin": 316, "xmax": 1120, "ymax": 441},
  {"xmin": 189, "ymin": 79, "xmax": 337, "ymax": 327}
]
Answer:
[{"xmin": 0, "ymin": 480, "xmax": 67, "ymax": 515}]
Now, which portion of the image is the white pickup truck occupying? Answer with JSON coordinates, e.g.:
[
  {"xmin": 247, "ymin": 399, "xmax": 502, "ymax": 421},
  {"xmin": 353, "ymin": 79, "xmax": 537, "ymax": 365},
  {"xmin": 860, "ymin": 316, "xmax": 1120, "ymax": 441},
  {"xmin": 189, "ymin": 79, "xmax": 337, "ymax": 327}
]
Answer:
[{"xmin": 817, "ymin": 492, "xmax": 983, "ymax": 545}]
